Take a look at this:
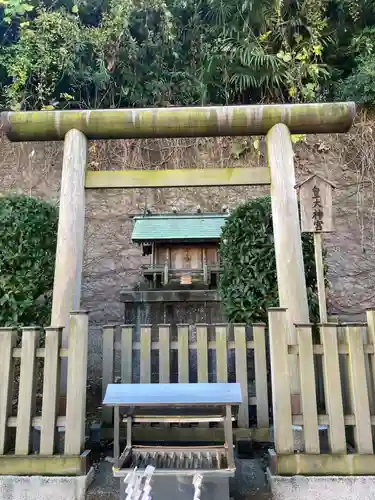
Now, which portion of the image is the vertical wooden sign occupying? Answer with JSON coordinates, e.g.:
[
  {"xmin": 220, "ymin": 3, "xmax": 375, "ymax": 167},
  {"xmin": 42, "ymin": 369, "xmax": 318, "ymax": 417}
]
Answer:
[
  {"xmin": 297, "ymin": 174, "xmax": 335, "ymax": 233},
  {"xmin": 295, "ymin": 175, "xmax": 336, "ymax": 323}
]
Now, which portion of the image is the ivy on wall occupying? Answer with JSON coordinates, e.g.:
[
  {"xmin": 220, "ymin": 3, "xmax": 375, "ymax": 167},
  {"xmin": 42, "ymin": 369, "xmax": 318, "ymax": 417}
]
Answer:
[
  {"xmin": 0, "ymin": 194, "xmax": 58, "ymax": 326},
  {"xmin": 218, "ymin": 197, "xmax": 322, "ymax": 324}
]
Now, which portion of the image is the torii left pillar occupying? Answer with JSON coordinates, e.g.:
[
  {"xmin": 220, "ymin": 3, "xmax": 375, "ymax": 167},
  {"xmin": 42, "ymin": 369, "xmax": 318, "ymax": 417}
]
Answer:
[{"xmin": 51, "ymin": 129, "xmax": 87, "ymax": 395}]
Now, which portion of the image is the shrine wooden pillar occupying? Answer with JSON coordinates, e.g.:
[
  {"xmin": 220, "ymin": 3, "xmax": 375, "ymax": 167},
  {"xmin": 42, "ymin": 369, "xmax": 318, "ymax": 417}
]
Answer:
[
  {"xmin": 51, "ymin": 129, "xmax": 87, "ymax": 392},
  {"xmin": 267, "ymin": 123, "xmax": 310, "ymax": 411}
]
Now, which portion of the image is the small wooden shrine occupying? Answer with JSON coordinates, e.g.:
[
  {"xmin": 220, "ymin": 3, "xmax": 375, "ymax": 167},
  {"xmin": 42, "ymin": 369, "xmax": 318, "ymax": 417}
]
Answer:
[
  {"xmin": 133, "ymin": 212, "xmax": 227, "ymax": 288},
  {"xmin": 120, "ymin": 210, "xmax": 228, "ymax": 326}
]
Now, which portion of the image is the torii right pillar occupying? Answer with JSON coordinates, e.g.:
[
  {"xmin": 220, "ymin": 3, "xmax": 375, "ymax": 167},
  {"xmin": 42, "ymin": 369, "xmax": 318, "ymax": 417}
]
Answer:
[{"xmin": 267, "ymin": 123, "xmax": 309, "ymax": 413}]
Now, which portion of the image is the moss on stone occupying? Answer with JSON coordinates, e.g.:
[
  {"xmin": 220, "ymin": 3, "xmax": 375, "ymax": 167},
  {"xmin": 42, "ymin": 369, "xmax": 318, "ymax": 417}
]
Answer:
[
  {"xmin": 0, "ymin": 455, "xmax": 84, "ymax": 476},
  {"xmin": 84, "ymin": 167, "xmax": 271, "ymax": 188},
  {"xmin": 272, "ymin": 452, "xmax": 375, "ymax": 476}
]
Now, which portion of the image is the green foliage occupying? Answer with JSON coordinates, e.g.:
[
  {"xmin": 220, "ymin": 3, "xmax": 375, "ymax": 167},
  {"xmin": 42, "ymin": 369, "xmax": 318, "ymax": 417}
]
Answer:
[
  {"xmin": 2, "ymin": 9, "xmax": 84, "ymax": 110},
  {"xmin": 335, "ymin": 55, "xmax": 375, "ymax": 105},
  {"xmin": 0, "ymin": 195, "xmax": 58, "ymax": 326},
  {"xmin": 0, "ymin": 0, "xmax": 374, "ymax": 109},
  {"xmin": 0, "ymin": 0, "xmax": 33, "ymax": 24},
  {"xmin": 334, "ymin": 28, "xmax": 375, "ymax": 105},
  {"xmin": 202, "ymin": 0, "xmax": 329, "ymax": 102},
  {"xmin": 218, "ymin": 197, "xmax": 321, "ymax": 324}
]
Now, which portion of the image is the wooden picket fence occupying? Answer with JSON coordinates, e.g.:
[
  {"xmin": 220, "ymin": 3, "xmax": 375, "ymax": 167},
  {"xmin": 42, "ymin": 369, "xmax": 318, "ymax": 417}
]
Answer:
[
  {"xmin": 269, "ymin": 307, "xmax": 375, "ymax": 476},
  {"xmin": 101, "ymin": 323, "xmax": 270, "ymax": 432},
  {"xmin": 0, "ymin": 312, "xmax": 89, "ymax": 476}
]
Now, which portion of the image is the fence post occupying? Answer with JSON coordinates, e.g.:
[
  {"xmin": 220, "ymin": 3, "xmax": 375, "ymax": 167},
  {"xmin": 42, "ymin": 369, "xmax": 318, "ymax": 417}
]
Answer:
[
  {"xmin": 321, "ymin": 324, "xmax": 346, "ymax": 453},
  {"xmin": 268, "ymin": 308, "xmax": 293, "ymax": 454},
  {"xmin": 366, "ymin": 309, "xmax": 375, "ymax": 414},
  {"xmin": 346, "ymin": 325, "xmax": 373, "ymax": 453},
  {"xmin": 234, "ymin": 325, "xmax": 249, "ymax": 428},
  {"xmin": 196, "ymin": 325, "xmax": 209, "ymax": 428},
  {"xmin": 0, "ymin": 328, "xmax": 17, "ymax": 454},
  {"xmin": 253, "ymin": 324, "xmax": 269, "ymax": 428},
  {"xmin": 215, "ymin": 325, "xmax": 228, "ymax": 383},
  {"xmin": 16, "ymin": 327, "xmax": 40, "ymax": 455},
  {"xmin": 296, "ymin": 325, "xmax": 319, "ymax": 453},
  {"xmin": 40, "ymin": 327, "xmax": 63, "ymax": 455},
  {"xmin": 65, "ymin": 311, "xmax": 89, "ymax": 455}
]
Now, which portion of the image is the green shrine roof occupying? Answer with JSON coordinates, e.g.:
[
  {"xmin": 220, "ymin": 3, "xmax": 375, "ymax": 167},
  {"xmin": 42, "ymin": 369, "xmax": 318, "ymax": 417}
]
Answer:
[{"xmin": 131, "ymin": 214, "xmax": 228, "ymax": 242}]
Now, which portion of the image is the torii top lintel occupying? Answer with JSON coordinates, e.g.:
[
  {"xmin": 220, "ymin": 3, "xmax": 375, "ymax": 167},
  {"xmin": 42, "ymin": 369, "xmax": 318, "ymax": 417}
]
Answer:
[{"xmin": 0, "ymin": 102, "xmax": 355, "ymax": 142}]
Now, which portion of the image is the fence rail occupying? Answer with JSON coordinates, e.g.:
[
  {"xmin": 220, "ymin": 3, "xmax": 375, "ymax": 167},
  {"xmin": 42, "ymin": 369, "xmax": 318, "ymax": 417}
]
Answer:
[
  {"xmin": 101, "ymin": 323, "xmax": 269, "ymax": 430},
  {"xmin": 269, "ymin": 308, "xmax": 375, "ymax": 475},
  {"xmin": 0, "ymin": 312, "xmax": 88, "ymax": 468}
]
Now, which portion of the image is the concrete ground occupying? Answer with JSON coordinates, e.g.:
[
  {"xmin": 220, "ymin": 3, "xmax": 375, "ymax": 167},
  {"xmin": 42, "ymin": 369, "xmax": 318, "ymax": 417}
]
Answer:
[
  {"xmin": 86, "ymin": 461, "xmax": 118, "ymax": 500},
  {"xmin": 86, "ymin": 445, "xmax": 272, "ymax": 500},
  {"xmin": 232, "ymin": 457, "xmax": 271, "ymax": 500}
]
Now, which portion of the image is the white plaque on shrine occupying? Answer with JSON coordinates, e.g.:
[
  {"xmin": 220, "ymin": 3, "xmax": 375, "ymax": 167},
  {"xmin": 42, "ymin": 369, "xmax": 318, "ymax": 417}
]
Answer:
[{"xmin": 295, "ymin": 174, "xmax": 335, "ymax": 233}]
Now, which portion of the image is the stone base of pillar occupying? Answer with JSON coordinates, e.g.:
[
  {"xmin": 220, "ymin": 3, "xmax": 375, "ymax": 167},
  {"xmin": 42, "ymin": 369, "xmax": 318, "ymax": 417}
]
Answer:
[{"xmin": 267, "ymin": 469, "xmax": 375, "ymax": 500}]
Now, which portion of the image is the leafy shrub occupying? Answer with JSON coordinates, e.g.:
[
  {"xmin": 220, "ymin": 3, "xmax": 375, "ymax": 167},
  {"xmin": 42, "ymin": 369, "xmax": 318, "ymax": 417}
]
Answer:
[
  {"xmin": 219, "ymin": 197, "xmax": 321, "ymax": 324},
  {"xmin": 335, "ymin": 55, "xmax": 375, "ymax": 106},
  {"xmin": 0, "ymin": 194, "xmax": 58, "ymax": 326},
  {"xmin": 334, "ymin": 27, "xmax": 375, "ymax": 107}
]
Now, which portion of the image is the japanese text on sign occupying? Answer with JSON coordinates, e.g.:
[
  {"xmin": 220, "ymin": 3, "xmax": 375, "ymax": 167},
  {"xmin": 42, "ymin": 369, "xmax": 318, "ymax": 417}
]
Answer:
[
  {"xmin": 312, "ymin": 185, "xmax": 324, "ymax": 231},
  {"xmin": 297, "ymin": 174, "xmax": 334, "ymax": 233}
]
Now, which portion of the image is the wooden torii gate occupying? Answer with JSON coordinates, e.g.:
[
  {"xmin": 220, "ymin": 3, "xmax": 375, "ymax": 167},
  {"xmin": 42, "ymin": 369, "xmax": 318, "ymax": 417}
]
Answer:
[{"xmin": 1, "ymin": 102, "xmax": 355, "ymax": 406}]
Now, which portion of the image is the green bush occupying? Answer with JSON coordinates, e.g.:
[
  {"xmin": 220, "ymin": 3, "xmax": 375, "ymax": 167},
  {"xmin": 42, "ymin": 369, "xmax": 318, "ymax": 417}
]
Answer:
[
  {"xmin": 0, "ymin": 194, "xmax": 58, "ymax": 326},
  {"xmin": 335, "ymin": 55, "xmax": 375, "ymax": 106},
  {"xmin": 334, "ymin": 27, "xmax": 375, "ymax": 107},
  {"xmin": 219, "ymin": 197, "xmax": 322, "ymax": 324}
]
